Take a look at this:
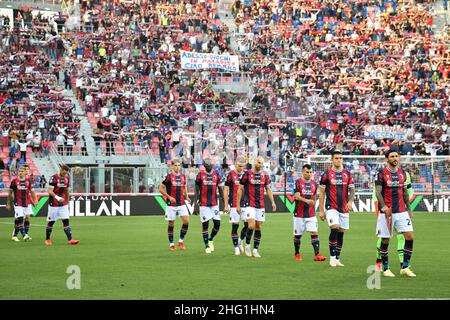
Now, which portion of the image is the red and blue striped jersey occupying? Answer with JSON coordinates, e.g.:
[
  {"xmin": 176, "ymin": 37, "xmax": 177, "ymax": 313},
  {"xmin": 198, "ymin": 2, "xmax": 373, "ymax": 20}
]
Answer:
[
  {"xmin": 240, "ymin": 169, "xmax": 270, "ymax": 209},
  {"xmin": 375, "ymin": 167, "xmax": 408, "ymax": 214},
  {"xmin": 49, "ymin": 174, "xmax": 70, "ymax": 207},
  {"xmin": 319, "ymin": 168, "xmax": 354, "ymax": 213},
  {"xmin": 162, "ymin": 172, "xmax": 186, "ymax": 207},
  {"xmin": 196, "ymin": 170, "xmax": 221, "ymax": 207},
  {"xmin": 294, "ymin": 178, "xmax": 317, "ymax": 218},
  {"xmin": 10, "ymin": 178, "xmax": 33, "ymax": 207},
  {"xmin": 225, "ymin": 170, "xmax": 246, "ymax": 208}
]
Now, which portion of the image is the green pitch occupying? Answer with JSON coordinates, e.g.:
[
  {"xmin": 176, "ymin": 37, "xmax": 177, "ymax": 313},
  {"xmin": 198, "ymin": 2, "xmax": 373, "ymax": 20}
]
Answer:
[{"xmin": 1, "ymin": 213, "xmax": 449, "ymax": 300}]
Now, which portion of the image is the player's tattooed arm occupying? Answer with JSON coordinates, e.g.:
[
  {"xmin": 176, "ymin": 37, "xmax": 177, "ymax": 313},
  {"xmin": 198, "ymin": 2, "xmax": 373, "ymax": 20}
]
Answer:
[
  {"xmin": 348, "ymin": 187, "xmax": 355, "ymax": 202},
  {"xmin": 347, "ymin": 186, "xmax": 355, "ymax": 211},
  {"xmin": 218, "ymin": 185, "xmax": 225, "ymax": 202},
  {"xmin": 376, "ymin": 185, "xmax": 391, "ymax": 216},
  {"xmin": 159, "ymin": 183, "xmax": 174, "ymax": 203},
  {"xmin": 192, "ymin": 184, "xmax": 200, "ymax": 214},
  {"xmin": 6, "ymin": 189, "xmax": 13, "ymax": 211}
]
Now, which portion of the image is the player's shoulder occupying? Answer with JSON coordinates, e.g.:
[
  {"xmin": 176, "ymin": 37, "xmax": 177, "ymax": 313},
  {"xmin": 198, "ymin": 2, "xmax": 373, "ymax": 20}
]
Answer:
[
  {"xmin": 376, "ymin": 166, "xmax": 385, "ymax": 174},
  {"xmin": 343, "ymin": 168, "xmax": 353, "ymax": 177}
]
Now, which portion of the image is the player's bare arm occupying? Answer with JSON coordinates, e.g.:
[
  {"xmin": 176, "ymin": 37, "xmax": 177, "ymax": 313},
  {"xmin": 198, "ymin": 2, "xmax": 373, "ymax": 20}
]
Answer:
[
  {"xmin": 295, "ymin": 192, "xmax": 315, "ymax": 206},
  {"xmin": 193, "ymin": 184, "xmax": 200, "ymax": 215},
  {"xmin": 184, "ymin": 186, "xmax": 190, "ymax": 204},
  {"xmin": 218, "ymin": 185, "xmax": 225, "ymax": 203},
  {"xmin": 48, "ymin": 186, "xmax": 63, "ymax": 203},
  {"xmin": 6, "ymin": 189, "xmax": 13, "ymax": 211},
  {"xmin": 223, "ymin": 185, "xmax": 230, "ymax": 213},
  {"xmin": 318, "ymin": 187, "xmax": 325, "ymax": 220},
  {"xmin": 376, "ymin": 185, "xmax": 391, "ymax": 217},
  {"xmin": 266, "ymin": 186, "xmax": 276, "ymax": 211},
  {"xmin": 66, "ymin": 186, "xmax": 70, "ymax": 201},
  {"xmin": 31, "ymin": 189, "xmax": 38, "ymax": 206},
  {"xmin": 236, "ymin": 185, "xmax": 244, "ymax": 214},
  {"xmin": 403, "ymin": 187, "xmax": 412, "ymax": 219},
  {"xmin": 347, "ymin": 187, "xmax": 355, "ymax": 212},
  {"xmin": 159, "ymin": 183, "xmax": 175, "ymax": 204}
]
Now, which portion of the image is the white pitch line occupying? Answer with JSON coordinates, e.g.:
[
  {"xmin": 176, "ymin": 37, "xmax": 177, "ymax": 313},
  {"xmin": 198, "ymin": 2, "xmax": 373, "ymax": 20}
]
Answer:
[{"xmin": 386, "ymin": 298, "xmax": 450, "ymax": 300}]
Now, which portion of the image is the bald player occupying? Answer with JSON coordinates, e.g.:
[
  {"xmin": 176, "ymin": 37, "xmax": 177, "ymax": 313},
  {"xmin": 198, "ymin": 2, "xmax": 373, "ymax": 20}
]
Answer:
[
  {"xmin": 237, "ymin": 156, "xmax": 276, "ymax": 258},
  {"xmin": 224, "ymin": 157, "xmax": 247, "ymax": 256},
  {"xmin": 193, "ymin": 158, "xmax": 224, "ymax": 254}
]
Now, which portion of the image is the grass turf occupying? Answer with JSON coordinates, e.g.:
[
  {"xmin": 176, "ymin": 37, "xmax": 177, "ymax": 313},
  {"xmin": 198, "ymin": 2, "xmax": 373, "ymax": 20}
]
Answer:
[{"xmin": 0, "ymin": 212, "xmax": 449, "ymax": 300}]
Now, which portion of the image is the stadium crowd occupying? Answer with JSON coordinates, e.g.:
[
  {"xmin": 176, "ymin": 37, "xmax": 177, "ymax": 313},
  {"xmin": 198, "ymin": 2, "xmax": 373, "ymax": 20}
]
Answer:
[{"xmin": 232, "ymin": 0, "xmax": 450, "ymax": 159}]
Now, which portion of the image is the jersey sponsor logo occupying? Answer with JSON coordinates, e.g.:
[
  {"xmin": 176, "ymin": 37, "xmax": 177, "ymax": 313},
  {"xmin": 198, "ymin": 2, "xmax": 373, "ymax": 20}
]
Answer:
[
  {"xmin": 386, "ymin": 180, "xmax": 403, "ymax": 187},
  {"xmin": 57, "ymin": 183, "xmax": 67, "ymax": 188},
  {"xmin": 301, "ymin": 188, "xmax": 315, "ymax": 196},
  {"xmin": 330, "ymin": 178, "xmax": 347, "ymax": 185},
  {"xmin": 202, "ymin": 178, "xmax": 217, "ymax": 186}
]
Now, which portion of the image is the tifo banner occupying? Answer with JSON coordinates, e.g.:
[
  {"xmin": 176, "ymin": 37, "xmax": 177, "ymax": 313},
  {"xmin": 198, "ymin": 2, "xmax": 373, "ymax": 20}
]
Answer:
[
  {"xmin": 180, "ymin": 50, "xmax": 240, "ymax": 72},
  {"xmin": 0, "ymin": 194, "xmax": 449, "ymax": 217},
  {"xmin": 364, "ymin": 125, "xmax": 408, "ymax": 140}
]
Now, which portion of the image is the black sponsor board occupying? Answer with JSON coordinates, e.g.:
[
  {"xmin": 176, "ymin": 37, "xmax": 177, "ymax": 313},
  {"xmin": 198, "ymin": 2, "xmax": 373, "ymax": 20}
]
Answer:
[{"xmin": 0, "ymin": 194, "xmax": 448, "ymax": 217}]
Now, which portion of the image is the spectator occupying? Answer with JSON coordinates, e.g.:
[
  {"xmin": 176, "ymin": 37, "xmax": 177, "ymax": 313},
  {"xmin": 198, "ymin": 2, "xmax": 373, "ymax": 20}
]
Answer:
[
  {"xmin": 17, "ymin": 139, "xmax": 30, "ymax": 162},
  {"xmin": 56, "ymin": 132, "xmax": 66, "ymax": 155}
]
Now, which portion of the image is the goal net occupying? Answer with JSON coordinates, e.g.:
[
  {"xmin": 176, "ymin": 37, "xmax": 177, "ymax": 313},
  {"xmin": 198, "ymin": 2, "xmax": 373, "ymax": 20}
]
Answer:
[{"xmin": 283, "ymin": 155, "xmax": 450, "ymax": 213}]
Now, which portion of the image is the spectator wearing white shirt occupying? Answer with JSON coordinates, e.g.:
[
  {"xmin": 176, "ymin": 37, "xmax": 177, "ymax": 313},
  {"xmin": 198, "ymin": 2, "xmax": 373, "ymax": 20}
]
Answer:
[
  {"xmin": 17, "ymin": 139, "xmax": 31, "ymax": 162},
  {"xmin": 56, "ymin": 132, "xmax": 66, "ymax": 155}
]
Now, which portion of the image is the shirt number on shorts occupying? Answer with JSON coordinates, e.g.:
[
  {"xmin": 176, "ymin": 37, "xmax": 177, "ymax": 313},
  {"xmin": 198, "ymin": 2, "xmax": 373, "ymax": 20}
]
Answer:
[{"xmin": 406, "ymin": 219, "xmax": 411, "ymax": 226}]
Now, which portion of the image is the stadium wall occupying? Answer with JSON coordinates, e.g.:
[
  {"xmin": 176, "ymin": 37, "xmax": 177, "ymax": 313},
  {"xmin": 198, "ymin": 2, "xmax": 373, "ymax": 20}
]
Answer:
[{"xmin": 0, "ymin": 193, "xmax": 449, "ymax": 217}]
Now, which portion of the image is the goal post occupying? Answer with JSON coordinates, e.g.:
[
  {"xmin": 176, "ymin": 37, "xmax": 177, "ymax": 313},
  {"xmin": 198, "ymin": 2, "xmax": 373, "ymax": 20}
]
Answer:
[{"xmin": 281, "ymin": 155, "xmax": 450, "ymax": 213}]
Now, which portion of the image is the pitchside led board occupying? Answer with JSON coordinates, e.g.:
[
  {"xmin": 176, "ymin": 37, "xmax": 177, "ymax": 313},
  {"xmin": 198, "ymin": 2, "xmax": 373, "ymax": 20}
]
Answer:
[{"xmin": 0, "ymin": 194, "xmax": 448, "ymax": 217}]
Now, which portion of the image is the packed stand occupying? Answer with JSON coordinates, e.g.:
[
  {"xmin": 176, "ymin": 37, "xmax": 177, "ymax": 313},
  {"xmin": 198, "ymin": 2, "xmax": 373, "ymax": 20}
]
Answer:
[
  {"xmin": 63, "ymin": 0, "xmax": 236, "ymax": 155},
  {"xmin": 230, "ymin": 0, "xmax": 450, "ymax": 189},
  {"xmin": 0, "ymin": 11, "xmax": 81, "ymax": 189}
]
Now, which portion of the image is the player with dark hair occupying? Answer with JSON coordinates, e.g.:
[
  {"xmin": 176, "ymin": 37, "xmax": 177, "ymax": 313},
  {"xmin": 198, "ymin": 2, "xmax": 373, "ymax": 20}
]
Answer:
[
  {"xmin": 318, "ymin": 150, "xmax": 355, "ymax": 267},
  {"xmin": 374, "ymin": 167, "xmax": 413, "ymax": 271},
  {"xmin": 293, "ymin": 164, "xmax": 327, "ymax": 262},
  {"xmin": 159, "ymin": 158, "xmax": 190, "ymax": 251},
  {"xmin": 375, "ymin": 150, "xmax": 416, "ymax": 277},
  {"xmin": 237, "ymin": 156, "xmax": 276, "ymax": 258},
  {"xmin": 224, "ymin": 157, "xmax": 247, "ymax": 256},
  {"xmin": 45, "ymin": 165, "xmax": 79, "ymax": 246},
  {"xmin": 193, "ymin": 158, "xmax": 224, "ymax": 254},
  {"xmin": 7, "ymin": 166, "xmax": 37, "ymax": 242}
]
